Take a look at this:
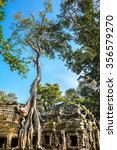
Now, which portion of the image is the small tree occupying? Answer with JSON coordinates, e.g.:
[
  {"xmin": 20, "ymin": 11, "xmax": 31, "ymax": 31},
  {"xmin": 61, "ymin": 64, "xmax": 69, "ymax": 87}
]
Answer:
[
  {"xmin": 37, "ymin": 83, "xmax": 63, "ymax": 112},
  {"xmin": 0, "ymin": 90, "xmax": 17, "ymax": 104}
]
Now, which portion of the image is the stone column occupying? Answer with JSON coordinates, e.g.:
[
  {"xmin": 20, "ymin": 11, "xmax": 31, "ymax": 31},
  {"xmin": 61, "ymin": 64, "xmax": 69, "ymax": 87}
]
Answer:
[
  {"xmin": 7, "ymin": 133, "xmax": 12, "ymax": 149},
  {"xmin": 61, "ymin": 130, "xmax": 67, "ymax": 150},
  {"xmin": 50, "ymin": 133, "xmax": 53, "ymax": 146}
]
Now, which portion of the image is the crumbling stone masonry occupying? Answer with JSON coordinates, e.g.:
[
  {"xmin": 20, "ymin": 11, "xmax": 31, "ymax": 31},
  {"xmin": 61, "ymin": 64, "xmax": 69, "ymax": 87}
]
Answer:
[{"xmin": 0, "ymin": 103, "xmax": 100, "ymax": 150}]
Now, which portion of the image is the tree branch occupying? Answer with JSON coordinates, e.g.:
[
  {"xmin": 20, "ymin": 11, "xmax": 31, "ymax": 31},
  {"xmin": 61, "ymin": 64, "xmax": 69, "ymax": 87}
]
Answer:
[
  {"xmin": 26, "ymin": 38, "xmax": 38, "ymax": 52},
  {"xmin": 30, "ymin": 13, "xmax": 42, "ymax": 56}
]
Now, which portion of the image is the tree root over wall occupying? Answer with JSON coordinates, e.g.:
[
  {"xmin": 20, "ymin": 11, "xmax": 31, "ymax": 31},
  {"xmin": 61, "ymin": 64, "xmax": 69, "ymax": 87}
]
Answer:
[{"xmin": 16, "ymin": 60, "xmax": 43, "ymax": 150}]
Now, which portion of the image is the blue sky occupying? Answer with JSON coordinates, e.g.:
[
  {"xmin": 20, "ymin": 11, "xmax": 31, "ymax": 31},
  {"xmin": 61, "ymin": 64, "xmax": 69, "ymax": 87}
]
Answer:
[{"xmin": 0, "ymin": 0, "xmax": 78, "ymax": 103}]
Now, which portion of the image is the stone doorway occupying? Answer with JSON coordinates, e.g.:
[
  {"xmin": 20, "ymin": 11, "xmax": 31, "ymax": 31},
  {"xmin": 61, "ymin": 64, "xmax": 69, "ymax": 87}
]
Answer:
[
  {"xmin": 0, "ymin": 138, "xmax": 7, "ymax": 149},
  {"xmin": 11, "ymin": 138, "xmax": 18, "ymax": 148},
  {"xmin": 70, "ymin": 135, "xmax": 77, "ymax": 146}
]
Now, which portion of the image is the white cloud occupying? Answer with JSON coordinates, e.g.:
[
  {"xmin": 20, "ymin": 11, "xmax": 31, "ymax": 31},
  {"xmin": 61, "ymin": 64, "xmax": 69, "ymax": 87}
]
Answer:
[
  {"xmin": 41, "ymin": 57, "xmax": 78, "ymax": 92},
  {"xmin": 55, "ymin": 69, "xmax": 78, "ymax": 92}
]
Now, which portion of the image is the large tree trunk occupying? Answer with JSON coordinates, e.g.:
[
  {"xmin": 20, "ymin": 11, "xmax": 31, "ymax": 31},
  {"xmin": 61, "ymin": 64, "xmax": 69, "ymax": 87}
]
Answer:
[{"xmin": 17, "ymin": 57, "xmax": 43, "ymax": 150}]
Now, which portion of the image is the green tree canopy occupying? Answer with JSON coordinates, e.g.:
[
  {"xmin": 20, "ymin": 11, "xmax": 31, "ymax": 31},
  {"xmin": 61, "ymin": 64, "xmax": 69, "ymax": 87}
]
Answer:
[
  {"xmin": 0, "ymin": 0, "xmax": 71, "ymax": 77},
  {"xmin": 77, "ymin": 79, "xmax": 99, "ymax": 120},
  {"xmin": 37, "ymin": 83, "xmax": 63, "ymax": 112},
  {"xmin": 58, "ymin": 0, "xmax": 100, "ymax": 84},
  {"xmin": 57, "ymin": 0, "xmax": 100, "ymax": 119},
  {"xmin": 64, "ymin": 88, "xmax": 85, "ymax": 105},
  {"xmin": 0, "ymin": 90, "xmax": 17, "ymax": 104},
  {"xmin": 0, "ymin": 0, "xmax": 30, "ymax": 77},
  {"xmin": 64, "ymin": 83, "xmax": 99, "ymax": 120}
]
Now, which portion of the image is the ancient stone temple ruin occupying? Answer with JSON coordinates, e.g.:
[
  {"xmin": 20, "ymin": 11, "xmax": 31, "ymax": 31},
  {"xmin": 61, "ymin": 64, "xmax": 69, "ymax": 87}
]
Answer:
[{"xmin": 0, "ymin": 103, "xmax": 100, "ymax": 150}]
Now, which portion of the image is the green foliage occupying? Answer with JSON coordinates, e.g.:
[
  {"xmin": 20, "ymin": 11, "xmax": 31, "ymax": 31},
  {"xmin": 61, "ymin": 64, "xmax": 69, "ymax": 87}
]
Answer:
[
  {"xmin": 59, "ymin": 0, "xmax": 100, "ymax": 84},
  {"xmin": 64, "ymin": 88, "xmax": 85, "ymax": 104},
  {"xmin": 0, "ymin": 38, "xmax": 30, "ymax": 77},
  {"xmin": 0, "ymin": 0, "xmax": 7, "ymax": 42},
  {"xmin": 77, "ymin": 79, "xmax": 100, "ymax": 120},
  {"xmin": 5, "ymin": 0, "xmax": 71, "ymax": 77},
  {"xmin": 44, "ymin": 0, "xmax": 52, "ymax": 12},
  {"xmin": 63, "ymin": 83, "xmax": 99, "ymax": 120},
  {"xmin": 58, "ymin": 0, "xmax": 100, "ymax": 119},
  {"xmin": 0, "ymin": 0, "xmax": 6, "ymax": 22},
  {"xmin": 0, "ymin": 0, "xmax": 29, "ymax": 77},
  {"xmin": 0, "ymin": 90, "xmax": 17, "ymax": 104},
  {"xmin": 65, "ymin": 88, "xmax": 77, "ymax": 101},
  {"xmin": 37, "ymin": 83, "xmax": 63, "ymax": 111},
  {"xmin": 0, "ymin": 0, "xmax": 71, "ymax": 77}
]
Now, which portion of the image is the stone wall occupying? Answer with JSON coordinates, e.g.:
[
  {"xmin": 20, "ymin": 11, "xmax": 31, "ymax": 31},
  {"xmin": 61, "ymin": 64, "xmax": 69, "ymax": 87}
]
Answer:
[
  {"xmin": 41, "ymin": 104, "xmax": 100, "ymax": 150},
  {"xmin": 0, "ymin": 105, "xmax": 20, "ymax": 149},
  {"xmin": 0, "ymin": 104, "xmax": 100, "ymax": 150}
]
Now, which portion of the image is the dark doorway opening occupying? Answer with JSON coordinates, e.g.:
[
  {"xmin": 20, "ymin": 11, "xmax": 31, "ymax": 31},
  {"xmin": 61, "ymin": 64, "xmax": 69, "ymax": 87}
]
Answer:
[
  {"xmin": 0, "ymin": 138, "xmax": 7, "ymax": 148},
  {"xmin": 11, "ymin": 138, "xmax": 18, "ymax": 148},
  {"xmin": 59, "ymin": 136, "xmax": 63, "ymax": 144},
  {"xmin": 70, "ymin": 135, "xmax": 77, "ymax": 146},
  {"xmin": 33, "ymin": 136, "xmax": 37, "ymax": 145},
  {"xmin": 44, "ymin": 135, "xmax": 49, "ymax": 144}
]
